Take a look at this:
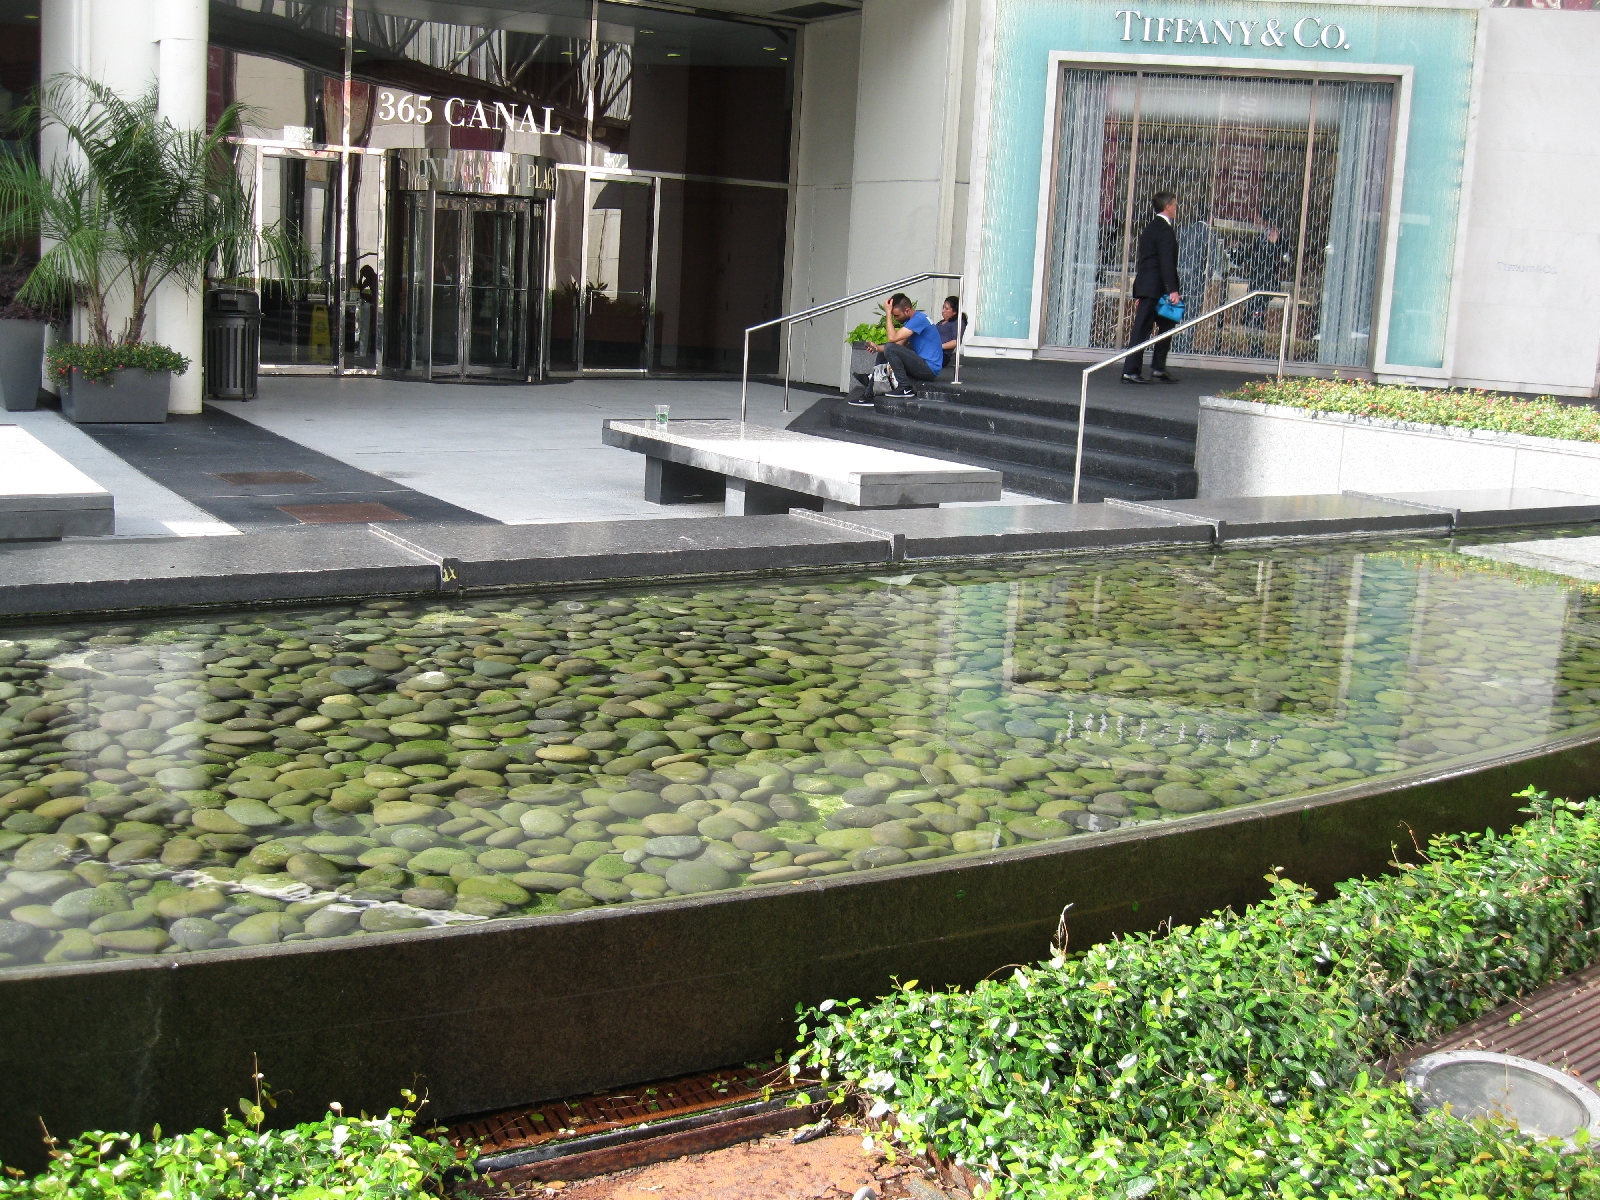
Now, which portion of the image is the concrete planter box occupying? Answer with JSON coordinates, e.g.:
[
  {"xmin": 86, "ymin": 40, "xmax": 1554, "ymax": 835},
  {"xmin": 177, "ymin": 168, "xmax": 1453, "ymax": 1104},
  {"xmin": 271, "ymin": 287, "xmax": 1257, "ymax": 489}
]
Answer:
[
  {"xmin": 1197, "ymin": 395, "xmax": 1600, "ymax": 498},
  {"xmin": 61, "ymin": 366, "xmax": 170, "ymax": 424},
  {"xmin": 0, "ymin": 320, "xmax": 46, "ymax": 411},
  {"xmin": 849, "ymin": 341, "xmax": 874, "ymax": 386}
]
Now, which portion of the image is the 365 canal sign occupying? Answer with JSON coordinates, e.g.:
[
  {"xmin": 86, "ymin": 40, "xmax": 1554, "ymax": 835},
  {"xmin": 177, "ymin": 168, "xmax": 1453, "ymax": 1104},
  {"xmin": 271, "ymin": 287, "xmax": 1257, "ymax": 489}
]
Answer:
[{"xmin": 376, "ymin": 90, "xmax": 564, "ymax": 135}]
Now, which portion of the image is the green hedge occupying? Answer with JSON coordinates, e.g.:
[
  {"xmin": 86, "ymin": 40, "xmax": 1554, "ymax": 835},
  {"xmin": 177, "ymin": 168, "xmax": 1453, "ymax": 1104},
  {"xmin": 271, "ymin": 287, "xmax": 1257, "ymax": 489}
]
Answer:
[
  {"xmin": 796, "ymin": 790, "xmax": 1600, "ymax": 1197},
  {"xmin": 1224, "ymin": 377, "xmax": 1600, "ymax": 444},
  {"xmin": 0, "ymin": 1091, "xmax": 467, "ymax": 1199},
  {"xmin": 46, "ymin": 341, "xmax": 190, "ymax": 384}
]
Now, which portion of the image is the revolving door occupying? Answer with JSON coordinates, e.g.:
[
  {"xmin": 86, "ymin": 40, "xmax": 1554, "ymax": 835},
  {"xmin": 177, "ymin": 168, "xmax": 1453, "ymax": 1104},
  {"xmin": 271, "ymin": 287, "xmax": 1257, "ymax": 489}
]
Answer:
[{"xmin": 390, "ymin": 192, "xmax": 545, "ymax": 380}]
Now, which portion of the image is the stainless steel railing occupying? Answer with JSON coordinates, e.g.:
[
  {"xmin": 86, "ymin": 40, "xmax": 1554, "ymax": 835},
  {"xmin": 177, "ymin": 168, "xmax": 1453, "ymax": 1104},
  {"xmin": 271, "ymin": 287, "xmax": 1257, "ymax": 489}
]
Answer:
[
  {"xmin": 1071, "ymin": 289, "xmax": 1292, "ymax": 504},
  {"xmin": 739, "ymin": 272, "xmax": 965, "ymax": 424}
]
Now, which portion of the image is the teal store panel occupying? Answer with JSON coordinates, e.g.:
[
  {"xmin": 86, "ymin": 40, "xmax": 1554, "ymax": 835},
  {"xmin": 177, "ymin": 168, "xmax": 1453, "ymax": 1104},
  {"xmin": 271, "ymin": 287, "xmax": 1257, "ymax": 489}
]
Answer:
[{"xmin": 978, "ymin": 0, "xmax": 1476, "ymax": 369}]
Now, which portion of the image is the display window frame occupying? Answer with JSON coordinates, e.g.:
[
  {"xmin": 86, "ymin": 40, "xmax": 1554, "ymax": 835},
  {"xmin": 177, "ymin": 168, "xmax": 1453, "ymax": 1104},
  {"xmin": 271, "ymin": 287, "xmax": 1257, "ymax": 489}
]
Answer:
[{"xmin": 1019, "ymin": 51, "xmax": 1412, "ymax": 377}]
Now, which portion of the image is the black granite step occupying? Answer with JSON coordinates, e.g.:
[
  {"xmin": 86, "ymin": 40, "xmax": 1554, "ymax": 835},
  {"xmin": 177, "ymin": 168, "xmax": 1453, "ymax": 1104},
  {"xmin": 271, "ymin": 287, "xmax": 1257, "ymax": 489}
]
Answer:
[
  {"xmin": 830, "ymin": 406, "xmax": 1196, "ymax": 497},
  {"xmin": 874, "ymin": 394, "xmax": 1196, "ymax": 466},
  {"xmin": 920, "ymin": 381, "xmax": 1199, "ymax": 441},
  {"xmin": 806, "ymin": 420, "xmax": 1166, "ymax": 503}
]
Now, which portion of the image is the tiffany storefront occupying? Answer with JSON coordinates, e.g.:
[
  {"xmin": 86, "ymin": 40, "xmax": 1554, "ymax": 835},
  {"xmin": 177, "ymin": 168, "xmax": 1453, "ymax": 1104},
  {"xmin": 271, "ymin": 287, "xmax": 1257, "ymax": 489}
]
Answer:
[
  {"xmin": 967, "ymin": 1, "xmax": 1479, "ymax": 379},
  {"xmin": 210, "ymin": 0, "xmax": 795, "ymax": 380}
]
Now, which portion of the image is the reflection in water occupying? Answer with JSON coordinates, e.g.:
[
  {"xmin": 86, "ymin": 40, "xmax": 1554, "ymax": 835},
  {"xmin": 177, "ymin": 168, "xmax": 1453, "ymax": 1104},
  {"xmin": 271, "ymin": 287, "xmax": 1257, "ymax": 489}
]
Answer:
[{"xmin": 0, "ymin": 531, "xmax": 1595, "ymax": 969}]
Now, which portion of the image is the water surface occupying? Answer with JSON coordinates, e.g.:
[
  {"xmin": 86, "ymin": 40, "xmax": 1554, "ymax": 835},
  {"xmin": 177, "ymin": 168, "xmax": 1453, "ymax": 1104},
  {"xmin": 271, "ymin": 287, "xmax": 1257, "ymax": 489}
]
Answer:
[{"xmin": 1, "ymin": 528, "xmax": 1595, "ymax": 969}]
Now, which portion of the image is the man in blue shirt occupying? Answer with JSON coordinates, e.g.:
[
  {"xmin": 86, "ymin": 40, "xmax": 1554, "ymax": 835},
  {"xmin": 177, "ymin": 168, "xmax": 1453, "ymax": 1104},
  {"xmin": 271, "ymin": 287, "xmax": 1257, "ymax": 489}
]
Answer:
[{"xmin": 851, "ymin": 293, "xmax": 942, "ymax": 404}]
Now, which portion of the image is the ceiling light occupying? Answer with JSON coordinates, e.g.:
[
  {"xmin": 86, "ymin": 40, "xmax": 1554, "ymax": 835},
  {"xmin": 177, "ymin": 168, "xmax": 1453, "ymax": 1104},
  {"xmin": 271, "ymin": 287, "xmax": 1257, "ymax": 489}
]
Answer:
[
  {"xmin": 763, "ymin": 45, "xmax": 777, "ymax": 50},
  {"xmin": 639, "ymin": 28, "xmax": 655, "ymax": 34},
  {"xmin": 666, "ymin": 51, "xmax": 681, "ymax": 57}
]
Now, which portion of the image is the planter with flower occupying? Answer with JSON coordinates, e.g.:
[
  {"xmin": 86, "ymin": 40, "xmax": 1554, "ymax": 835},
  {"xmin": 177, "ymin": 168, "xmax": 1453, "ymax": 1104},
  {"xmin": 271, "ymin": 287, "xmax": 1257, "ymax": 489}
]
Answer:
[
  {"xmin": 0, "ymin": 76, "xmax": 251, "ymax": 424},
  {"xmin": 48, "ymin": 340, "xmax": 189, "ymax": 423}
]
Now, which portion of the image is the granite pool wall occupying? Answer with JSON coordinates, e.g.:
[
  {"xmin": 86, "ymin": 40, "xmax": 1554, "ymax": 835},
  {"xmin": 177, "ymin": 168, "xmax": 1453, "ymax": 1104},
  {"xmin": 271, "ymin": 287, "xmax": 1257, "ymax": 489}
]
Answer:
[{"xmin": 2, "ymin": 728, "xmax": 1596, "ymax": 1172}]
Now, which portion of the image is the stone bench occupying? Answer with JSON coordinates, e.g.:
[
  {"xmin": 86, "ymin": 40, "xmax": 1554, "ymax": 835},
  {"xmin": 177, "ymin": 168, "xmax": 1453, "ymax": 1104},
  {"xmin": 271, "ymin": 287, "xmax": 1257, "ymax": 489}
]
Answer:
[
  {"xmin": 601, "ymin": 419, "xmax": 1002, "ymax": 515},
  {"xmin": 0, "ymin": 424, "xmax": 114, "ymax": 540}
]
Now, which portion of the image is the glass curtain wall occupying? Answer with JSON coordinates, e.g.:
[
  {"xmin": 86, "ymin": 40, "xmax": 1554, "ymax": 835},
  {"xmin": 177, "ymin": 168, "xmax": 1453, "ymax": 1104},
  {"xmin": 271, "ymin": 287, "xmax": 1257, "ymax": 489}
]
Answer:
[
  {"xmin": 1042, "ymin": 68, "xmax": 1393, "ymax": 369},
  {"xmin": 211, "ymin": 0, "xmax": 795, "ymax": 378}
]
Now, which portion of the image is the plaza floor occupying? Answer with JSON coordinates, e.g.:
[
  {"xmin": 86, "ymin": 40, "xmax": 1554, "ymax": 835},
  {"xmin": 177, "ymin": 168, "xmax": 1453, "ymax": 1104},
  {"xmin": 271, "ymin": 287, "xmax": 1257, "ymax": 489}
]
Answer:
[{"xmin": 23, "ymin": 374, "xmax": 1052, "ymax": 537}]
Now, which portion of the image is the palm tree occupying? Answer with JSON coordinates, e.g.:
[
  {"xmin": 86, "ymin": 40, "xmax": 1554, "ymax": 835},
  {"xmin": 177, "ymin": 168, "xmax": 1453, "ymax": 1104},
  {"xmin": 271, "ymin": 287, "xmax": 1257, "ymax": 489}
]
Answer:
[{"xmin": 0, "ymin": 75, "xmax": 257, "ymax": 349}]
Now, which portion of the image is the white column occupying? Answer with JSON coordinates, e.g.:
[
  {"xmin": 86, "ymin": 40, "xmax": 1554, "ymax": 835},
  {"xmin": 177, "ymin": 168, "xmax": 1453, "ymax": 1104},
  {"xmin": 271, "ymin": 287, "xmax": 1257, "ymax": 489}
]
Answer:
[
  {"xmin": 840, "ymin": 0, "xmax": 968, "ymax": 389},
  {"xmin": 40, "ymin": 1, "xmax": 159, "ymax": 358},
  {"xmin": 789, "ymin": 15, "xmax": 861, "ymax": 389},
  {"xmin": 38, "ymin": 0, "xmax": 80, "ymax": 391},
  {"xmin": 154, "ymin": 0, "xmax": 208, "ymax": 414}
]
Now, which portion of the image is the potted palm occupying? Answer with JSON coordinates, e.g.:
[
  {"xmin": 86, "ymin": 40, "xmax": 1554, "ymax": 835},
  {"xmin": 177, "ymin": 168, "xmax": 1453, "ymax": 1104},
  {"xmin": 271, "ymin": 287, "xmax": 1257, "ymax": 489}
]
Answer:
[{"xmin": 0, "ymin": 76, "xmax": 250, "ymax": 423}]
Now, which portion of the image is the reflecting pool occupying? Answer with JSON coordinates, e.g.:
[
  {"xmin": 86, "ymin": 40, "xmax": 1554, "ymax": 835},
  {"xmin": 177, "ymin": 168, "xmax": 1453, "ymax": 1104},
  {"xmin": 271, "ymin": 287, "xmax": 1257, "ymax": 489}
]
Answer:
[{"xmin": 2, "ymin": 529, "xmax": 1598, "ymax": 969}]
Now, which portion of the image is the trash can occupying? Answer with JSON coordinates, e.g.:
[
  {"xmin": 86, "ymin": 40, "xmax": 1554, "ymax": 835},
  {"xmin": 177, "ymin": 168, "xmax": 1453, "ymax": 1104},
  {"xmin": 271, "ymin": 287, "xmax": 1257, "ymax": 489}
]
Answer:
[{"xmin": 204, "ymin": 288, "xmax": 261, "ymax": 400}]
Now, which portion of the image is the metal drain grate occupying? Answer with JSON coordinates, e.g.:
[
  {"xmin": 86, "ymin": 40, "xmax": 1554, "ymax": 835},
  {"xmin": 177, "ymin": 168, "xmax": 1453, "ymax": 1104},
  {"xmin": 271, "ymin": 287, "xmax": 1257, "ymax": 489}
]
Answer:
[
  {"xmin": 1392, "ymin": 962, "xmax": 1600, "ymax": 1084},
  {"xmin": 446, "ymin": 1059, "xmax": 796, "ymax": 1159},
  {"xmin": 277, "ymin": 502, "xmax": 411, "ymax": 524}
]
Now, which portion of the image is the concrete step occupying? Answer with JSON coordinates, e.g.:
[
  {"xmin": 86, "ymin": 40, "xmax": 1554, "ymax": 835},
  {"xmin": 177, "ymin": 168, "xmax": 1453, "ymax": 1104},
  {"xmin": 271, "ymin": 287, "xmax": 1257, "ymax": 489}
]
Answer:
[
  {"xmin": 831, "ymin": 406, "xmax": 1197, "ymax": 497},
  {"xmin": 874, "ymin": 394, "xmax": 1196, "ymax": 466}
]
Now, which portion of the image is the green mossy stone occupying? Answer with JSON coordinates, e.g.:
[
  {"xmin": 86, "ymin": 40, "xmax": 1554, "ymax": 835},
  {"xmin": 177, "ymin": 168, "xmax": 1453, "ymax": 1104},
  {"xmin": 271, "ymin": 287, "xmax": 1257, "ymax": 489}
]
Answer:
[
  {"xmin": 1008, "ymin": 816, "xmax": 1072, "ymax": 841},
  {"xmin": 584, "ymin": 854, "xmax": 631, "ymax": 881},
  {"xmin": 513, "ymin": 870, "xmax": 584, "ymax": 892},
  {"xmin": 816, "ymin": 828, "xmax": 876, "ymax": 852},
  {"xmin": 456, "ymin": 874, "xmax": 531, "ymax": 906}
]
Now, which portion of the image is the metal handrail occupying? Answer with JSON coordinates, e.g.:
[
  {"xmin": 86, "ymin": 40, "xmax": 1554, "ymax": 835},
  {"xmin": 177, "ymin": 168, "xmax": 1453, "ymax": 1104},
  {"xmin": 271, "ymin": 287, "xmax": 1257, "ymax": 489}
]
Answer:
[
  {"xmin": 740, "ymin": 272, "xmax": 966, "ymax": 424},
  {"xmin": 1071, "ymin": 289, "xmax": 1292, "ymax": 504}
]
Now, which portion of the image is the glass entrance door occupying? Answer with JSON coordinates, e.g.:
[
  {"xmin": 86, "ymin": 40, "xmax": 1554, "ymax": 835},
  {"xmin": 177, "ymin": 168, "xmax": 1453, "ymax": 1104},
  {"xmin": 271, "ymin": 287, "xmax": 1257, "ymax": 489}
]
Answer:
[
  {"xmin": 429, "ymin": 196, "xmax": 537, "ymax": 379},
  {"xmin": 1041, "ymin": 69, "xmax": 1394, "ymax": 369},
  {"xmin": 257, "ymin": 150, "xmax": 340, "ymax": 368},
  {"xmin": 580, "ymin": 178, "xmax": 655, "ymax": 371}
]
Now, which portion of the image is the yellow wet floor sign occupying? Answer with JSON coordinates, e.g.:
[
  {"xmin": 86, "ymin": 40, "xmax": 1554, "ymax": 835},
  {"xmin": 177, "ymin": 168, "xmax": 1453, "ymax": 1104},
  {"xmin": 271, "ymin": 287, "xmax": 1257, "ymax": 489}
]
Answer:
[{"xmin": 310, "ymin": 304, "xmax": 331, "ymax": 363}]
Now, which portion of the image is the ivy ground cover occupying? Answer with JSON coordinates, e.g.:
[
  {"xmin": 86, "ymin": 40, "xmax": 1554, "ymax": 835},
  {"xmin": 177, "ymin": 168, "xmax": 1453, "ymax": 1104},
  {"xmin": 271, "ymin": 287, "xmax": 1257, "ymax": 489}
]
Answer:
[
  {"xmin": 798, "ymin": 791, "xmax": 1600, "ymax": 1198},
  {"xmin": 1224, "ymin": 377, "xmax": 1600, "ymax": 445}
]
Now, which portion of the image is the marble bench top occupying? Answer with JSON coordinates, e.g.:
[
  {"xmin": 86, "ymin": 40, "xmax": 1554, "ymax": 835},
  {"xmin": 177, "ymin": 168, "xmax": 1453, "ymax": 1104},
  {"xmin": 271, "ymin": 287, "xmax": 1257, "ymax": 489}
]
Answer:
[
  {"xmin": 601, "ymin": 419, "xmax": 1002, "ymax": 507},
  {"xmin": 0, "ymin": 424, "xmax": 112, "ymax": 513}
]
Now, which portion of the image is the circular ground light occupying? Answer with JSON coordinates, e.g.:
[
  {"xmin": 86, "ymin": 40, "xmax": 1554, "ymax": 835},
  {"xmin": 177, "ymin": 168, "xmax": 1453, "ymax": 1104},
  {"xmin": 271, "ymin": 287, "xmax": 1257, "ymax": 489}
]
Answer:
[{"xmin": 1404, "ymin": 1051, "xmax": 1600, "ymax": 1145}]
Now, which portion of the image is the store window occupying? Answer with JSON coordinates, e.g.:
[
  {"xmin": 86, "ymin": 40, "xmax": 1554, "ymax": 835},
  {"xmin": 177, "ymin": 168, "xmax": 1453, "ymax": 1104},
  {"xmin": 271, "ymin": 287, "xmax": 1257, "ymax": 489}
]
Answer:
[{"xmin": 1042, "ymin": 68, "xmax": 1393, "ymax": 369}]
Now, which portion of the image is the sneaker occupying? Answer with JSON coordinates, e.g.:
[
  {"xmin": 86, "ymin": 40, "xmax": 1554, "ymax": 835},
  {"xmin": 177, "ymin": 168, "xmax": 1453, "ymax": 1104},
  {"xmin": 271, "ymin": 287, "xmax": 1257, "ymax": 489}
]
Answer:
[
  {"xmin": 1151, "ymin": 371, "xmax": 1180, "ymax": 383},
  {"xmin": 1120, "ymin": 373, "xmax": 1149, "ymax": 385},
  {"xmin": 883, "ymin": 386, "xmax": 917, "ymax": 399},
  {"xmin": 847, "ymin": 394, "xmax": 877, "ymax": 407}
]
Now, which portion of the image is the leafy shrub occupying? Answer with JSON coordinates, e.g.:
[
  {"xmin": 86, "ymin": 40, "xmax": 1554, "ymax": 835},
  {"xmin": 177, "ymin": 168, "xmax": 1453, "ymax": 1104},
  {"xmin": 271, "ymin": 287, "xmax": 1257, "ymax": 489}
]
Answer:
[
  {"xmin": 47, "ymin": 341, "xmax": 190, "ymax": 384},
  {"xmin": 847, "ymin": 320, "xmax": 888, "ymax": 345},
  {"xmin": 796, "ymin": 790, "xmax": 1600, "ymax": 1197},
  {"xmin": 0, "ymin": 1090, "xmax": 468, "ymax": 1199},
  {"xmin": 1224, "ymin": 376, "xmax": 1600, "ymax": 444}
]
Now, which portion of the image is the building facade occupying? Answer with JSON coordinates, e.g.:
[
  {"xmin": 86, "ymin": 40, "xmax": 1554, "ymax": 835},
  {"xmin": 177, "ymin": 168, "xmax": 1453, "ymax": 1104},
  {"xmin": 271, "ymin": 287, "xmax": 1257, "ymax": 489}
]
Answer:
[{"xmin": 29, "ymin": 0, "xmax": 1600, "ymax": 404}]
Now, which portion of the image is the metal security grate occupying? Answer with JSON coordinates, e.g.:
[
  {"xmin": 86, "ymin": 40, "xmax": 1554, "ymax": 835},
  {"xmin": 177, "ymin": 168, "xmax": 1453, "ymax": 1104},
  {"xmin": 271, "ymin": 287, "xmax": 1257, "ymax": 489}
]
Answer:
[
  {"xmin": 445, "ymin": 1059, "xmax": 795, "ymax": 1158},
  {"xmin": 1392, "ymin": 962, "xmax": 1600, "ymax": 1083}
]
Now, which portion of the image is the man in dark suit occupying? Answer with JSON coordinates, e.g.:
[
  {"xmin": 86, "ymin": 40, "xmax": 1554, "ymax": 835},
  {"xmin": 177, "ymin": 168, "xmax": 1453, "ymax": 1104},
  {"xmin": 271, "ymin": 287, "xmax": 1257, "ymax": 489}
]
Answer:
[{"xmin": 1123, "ymin": 190, "xmax": 1182, "ymax": 384}]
